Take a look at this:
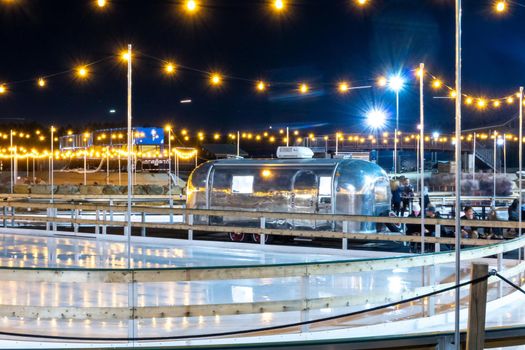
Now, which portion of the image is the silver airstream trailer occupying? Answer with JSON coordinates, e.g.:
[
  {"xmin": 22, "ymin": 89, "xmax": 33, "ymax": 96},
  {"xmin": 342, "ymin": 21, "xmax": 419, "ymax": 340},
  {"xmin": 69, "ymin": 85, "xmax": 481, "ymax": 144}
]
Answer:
[{"xmin": 186, "ymin": 148, "xmax": 391, "ymax": 242}]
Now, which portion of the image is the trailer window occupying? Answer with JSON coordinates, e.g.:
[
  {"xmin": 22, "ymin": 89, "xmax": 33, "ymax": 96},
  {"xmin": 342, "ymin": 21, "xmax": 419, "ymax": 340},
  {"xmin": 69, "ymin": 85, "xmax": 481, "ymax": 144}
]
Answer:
[
  {"xmin": 319, "ymin": 176, "xmax": 332, "ymax": 196},
  {"xmin": 232, "ymin": 176, "xmax": 254, "ymax": 194}
]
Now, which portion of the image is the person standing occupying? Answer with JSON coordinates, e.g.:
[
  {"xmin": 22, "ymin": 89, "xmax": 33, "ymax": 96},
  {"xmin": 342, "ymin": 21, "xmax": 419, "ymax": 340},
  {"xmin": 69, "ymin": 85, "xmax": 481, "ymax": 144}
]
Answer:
[{"xmin": 401, "ymin": 178, "xmax": 414, "ymax": 217}]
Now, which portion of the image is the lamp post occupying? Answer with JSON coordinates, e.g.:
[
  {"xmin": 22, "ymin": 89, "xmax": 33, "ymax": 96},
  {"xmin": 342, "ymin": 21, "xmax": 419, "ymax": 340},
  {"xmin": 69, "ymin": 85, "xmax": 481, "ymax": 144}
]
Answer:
[
  {"xmin": 50, "ymin": 126, "xmax": 54, "ymax": 205},
  {"xmin": 519, "ymin": 87, "xmax": 523, "ymax": 251},
  {"xmin": 419, "ymin": 63, "xmax": 425, "ymax": 253},
  {"xmin": 388, "ymin": 75, "xmax": 405, "ymax": 178},
  {"xmin": 453, "ymin": 1, "xmax": 462, "ymax": 347},
  {"xmin": 125, "ymin": 43, "xmax": 133, "ymax": 259}
]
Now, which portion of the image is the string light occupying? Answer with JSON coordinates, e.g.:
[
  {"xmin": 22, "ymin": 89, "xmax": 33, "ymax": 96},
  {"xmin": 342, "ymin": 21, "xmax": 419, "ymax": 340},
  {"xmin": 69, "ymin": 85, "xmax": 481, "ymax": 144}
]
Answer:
[
  {"xmin": 338, "ymin": 82, "xmax": 350, "ymax": 93},
  {"xmin": 37, "ymin": 78, "xmax": 46, "ymax": 88},
  {"xmin": 164, "ymin": 62, "xmax": 176, "ymax": 75},
  {"xmin": 273, "ymin": 0, "xmax": 285, "ymax": 12},
  {"xmin": 449, "ymin": 90, "xmax": 457, "ymax": 98},
  {"xmin": 185, "ymin": 0, "xmax": 198, "ymax": 13},
  {"xmin": 0, "ymin": 85, "xmax": 6, "ymax": 95},
  {"xmin": 355, "ymin": 0, "xmax": 368, "ymax": 5},
  {"xmin": 120, "ymin": 51, "xmax": 131, "ymax": 62},
  {"xmin": 493, "ymin": 100, "xmax": 501, "ymax": 108},
  {"xmin": 465, "ymin": 97, "xmax": 473, "ymax": 105},
  {"xmin": 431, "ymin": 79, "xmax": 442, "ymax": 89},
  {"xmin": 507, "ymin": 96, "xmax": 514, "ymax": 104},
  {"xmin": 299, "ymin": 83, "xmax": 309, "ymax": 94},
  {"xmin": 210, "ymin": 73, "xmax": 222, "ymax": 86},
  {"xmin": 476, "ymin": 98, "xmax": 487, "ymax": 109},
  {"xmin": 76, "ymin": 66, "xmax": 89, "ymax": 79},
  {"xmin": 256, "ymin": 81, "xmax": 266, "ymax": 92},
  {"xmin": 377, "ymin": 76, "xmax": 387, "ymax": 87},
  {"xmin": 495, "ymin": 1, "xmax": 507, "ymax": 13},
  {"xmin": 96, "ymin": 0, "xmax": 107, "ymax": 8}
]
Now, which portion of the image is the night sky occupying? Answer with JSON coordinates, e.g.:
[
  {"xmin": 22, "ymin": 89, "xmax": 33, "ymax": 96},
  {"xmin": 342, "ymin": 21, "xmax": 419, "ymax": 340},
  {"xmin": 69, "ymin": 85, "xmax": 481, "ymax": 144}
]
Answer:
[{"xmin": 0, "ymin": 0, "xmax": 523, "ymax": 134}]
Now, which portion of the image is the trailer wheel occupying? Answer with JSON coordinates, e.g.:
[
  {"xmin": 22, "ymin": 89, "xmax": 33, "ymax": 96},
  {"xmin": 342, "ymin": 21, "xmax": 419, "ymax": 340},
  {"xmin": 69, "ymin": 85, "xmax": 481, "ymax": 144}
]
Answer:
[
  {"xmin": 228, "ymin": 232, "xmax": 247, "ymax": 242},
  {"xmin": 251, "ymin": 234, "xmax": 272, "ymax": 244}
]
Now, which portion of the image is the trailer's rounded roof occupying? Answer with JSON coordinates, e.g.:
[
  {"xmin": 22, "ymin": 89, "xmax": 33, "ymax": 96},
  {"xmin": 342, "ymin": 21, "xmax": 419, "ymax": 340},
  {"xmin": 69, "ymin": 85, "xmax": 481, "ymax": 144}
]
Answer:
[{"xmin": 207, "ymin": 158, "xmax": 375, "ymax": 167}]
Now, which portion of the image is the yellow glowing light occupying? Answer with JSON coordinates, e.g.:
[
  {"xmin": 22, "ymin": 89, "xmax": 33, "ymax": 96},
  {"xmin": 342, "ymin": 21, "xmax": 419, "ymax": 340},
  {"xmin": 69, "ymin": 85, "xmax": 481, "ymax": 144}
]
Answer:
[
  {"xmin": 261, "ymin": 169, "xmax": 272, "ymax": 178},
  {"xmin": 415, "ymin": 68, "xmax": 424, "ymax": 77},
  {"xmin": 269, "ymin": 136, "xmax": 276, "ymax": 143},
  {"xmin": 507, "ymin": 97, "xmax": 515, "ymax": 104},
  {"xmin": 493, "ymin": 100, "xmax": 501, "ymax": 108},
  {"xmin": 164, "ymin": 63, "xmax": 176, "ymax": 75},
  {"xmin": 355, "ymin": 0, "xmax": 368, "ymax": 5},
  {"xmin": 213, "ymin": 133, "xmax": 220, "ymax": 140},
  {"xmin": 477, "ymin": 99, "xmax": 487, "ymax": 109},
  {"xmin": 273, "ymin": 0, "xmax": 284, "ymax": 11},
  {"xmin": 77, "ymin": 66, "xmax": 89, "ymax": 78},
  {"xmin": 377, "ymin": 76, "xmax": 387, "ymax": 87},
  {"xmin": 465, "ymin": 97, "xmax": 473, "ymax": 105},
  {"xmin": 37, "ymin": 78, "xmax": 46, "ymax": 88},
  {"xmin": 299, "ymin": 83, "xmax": 309, "ymax": 94},
  {"xmin": 120, "ymin": 51, "xmax": 131, "ymax": 62},
  {"xmin": 449, "ymin": 90, "xmax": 457, "ymax": 98},
  {"xmin": 338, "ymin": 82, "xmax": 350, "ymax": 93},
  {"xmin": 96, "ymin": 0, "xmax": 107, "ymax": 8},
  {"xmin": 185, "ymin": 0, "xmax": 198, "ymax": 13},
  {"xmin": 210, "ymin": 73, "xmax": 222, "ymax": 86},
  {"xmin": 495, "ymin": 1, "xmax": 507, "ymax": 13},
  {"xmin": 0, "ymin": 85, "xmax": 6, "ymax": 95},
  {"xmin": 256, "ymin": 81, "xmax": 267, "ymax": 92},
  {"xmin": 432, "ymin": 79, "xmax": 442, "ymax": 89}
]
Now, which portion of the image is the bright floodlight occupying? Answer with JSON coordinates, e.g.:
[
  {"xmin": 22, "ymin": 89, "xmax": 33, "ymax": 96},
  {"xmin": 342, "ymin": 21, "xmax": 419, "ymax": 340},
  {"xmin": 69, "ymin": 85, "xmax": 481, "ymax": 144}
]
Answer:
[
  {"xmin": 388, "ymin": 75, "xmax": 405, "ymax": 92},
  {"xmin": 432, "ymin": 131, "xmax": 440, "ymax": 139},
  {"xmin": 366, "ymin": 108, "xmax": 387, "ymax": 130},
  {"xmin": 497, "ymin": 137, "xmax": 505, "ymax": 146}
]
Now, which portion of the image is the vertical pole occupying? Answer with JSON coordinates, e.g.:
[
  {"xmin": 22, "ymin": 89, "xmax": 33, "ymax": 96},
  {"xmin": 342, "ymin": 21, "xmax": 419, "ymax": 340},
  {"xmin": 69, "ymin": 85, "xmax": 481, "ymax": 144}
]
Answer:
[
  {"xmin": 32, "ymin": 157, "xmax": 35, "ymax": 184},
  {"xmin": 466, "ymin": 263, "xmax": 488, "ymax": 350},
  {"xmin": 472, "ymin": 132, "xmax": 476, "ymax": 182},
  {"xmin": 125, "ymin": 43, "xmax": 136, "ymax": 343},
  {"xmin": 286, "ymin": 127, "xmax": 289, "ymax": 147},
  {"xmin": 126, "ymin": 43, "xmax": 133, "ymax": 257},
  {"xmin": 493, "ymin": 132, "xmax": 497, "ymax": 206},
  {"xmin": 503, "ymin": 133, "xmax": 507, "ymax": 175},
  {"xmin": 519, "ymin": 87, "xmax": 523, "ymax": 249},
  {"xmin": 83, "ymin": 151, "xmax": 87, "ymax": 186},
  {"xmin": 454, "ymin": 0, "xmax": 463, "ymax": 347},
  {"xmin": 419, "ymin": 63, "xmax": 425, "ymax": 253},
  {"xmin": 118, "ymin": 153, "xmax": 121, "ymax": 186},
  {"xmin": 394, "ymin": 90, "xmax": 399, "ymax": 178},
  {"xmin": 106, "ymin": 151, "xmax": 110, "ymax": 185},
  {"xmin": 50, "ymin": 127, "xmax": 54, "ymax": 205},
  {"xmin": 236, "ymin": 131, "xmax": 240, "ymax": 157},
  {"xmin": 9, "ymin": 130, "xmax": 13, "ymax": 194},
  {"xmin": 335, "ymin": 133, "xmax": 339, "ymax": 155},
  {"xmin": 168, "ymin": 128, "xmax": 173, "ymax": 224}
]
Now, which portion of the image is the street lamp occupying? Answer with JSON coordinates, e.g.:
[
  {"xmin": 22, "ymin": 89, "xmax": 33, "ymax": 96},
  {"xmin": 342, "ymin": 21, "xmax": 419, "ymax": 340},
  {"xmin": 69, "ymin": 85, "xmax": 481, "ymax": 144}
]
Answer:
[
  {"xmin": 365, "ymin": 108, "xmax": 387, "ymax": 130},
  {"xmin": 388, "ymin": 74, "xmax": 405, "ymax": 177}
]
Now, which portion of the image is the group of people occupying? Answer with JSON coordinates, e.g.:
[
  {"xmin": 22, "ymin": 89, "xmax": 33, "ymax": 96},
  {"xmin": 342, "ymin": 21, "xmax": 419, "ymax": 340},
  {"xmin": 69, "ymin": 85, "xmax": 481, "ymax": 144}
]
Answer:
[{"xmin": 389, "ymin": 178, "xmax": 524, "ymax": 252}]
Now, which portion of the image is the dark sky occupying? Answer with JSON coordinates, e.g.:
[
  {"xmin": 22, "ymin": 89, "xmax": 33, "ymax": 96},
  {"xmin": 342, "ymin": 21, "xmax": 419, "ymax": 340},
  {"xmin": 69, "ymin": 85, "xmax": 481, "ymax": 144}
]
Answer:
[{"xmin": 0, "ymin": 0, "xmax": 523, "ymax": 134}]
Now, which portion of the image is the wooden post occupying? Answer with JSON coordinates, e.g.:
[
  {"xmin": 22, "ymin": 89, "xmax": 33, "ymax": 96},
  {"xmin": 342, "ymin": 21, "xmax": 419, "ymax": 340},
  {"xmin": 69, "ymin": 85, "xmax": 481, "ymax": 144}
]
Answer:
[{"xmin": 466, "ymin": 262, "xmax": 489, "ymax": 350}]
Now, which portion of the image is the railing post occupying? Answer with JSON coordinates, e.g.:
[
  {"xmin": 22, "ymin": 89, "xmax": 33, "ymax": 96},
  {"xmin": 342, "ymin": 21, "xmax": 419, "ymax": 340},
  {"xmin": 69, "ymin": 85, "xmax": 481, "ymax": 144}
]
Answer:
[
  {"xmin": 497, "ymin": 253, "xmax": 503, "ymax": 298},
  {"xmin": 2, "ymin": 206, "xmax": 6, "ymax": 227},
  {"xmin": 109, "ymin": 199, "xmax": 114, "ymax": 222},
  {"xmin": 260, "ymin": 217, "xmax": 266, "ymax": 246},
  {"xmin": 187, "ymin": 213, "xmax": 194, "ymax": 241},
  {"xmin": 52, "ymin": 208, "xmax": 57, "ymax": 232},
  {"xmin": 45, "ymin": 207, "xmax": 50, "ymax": 231},
  {"xmin": 342, "ymin": 221, "xmax": 349, "ymax": 250},
  {"xmin": 73, "ymin": 209, "xmax": 79, "ymax": 233},
  {"xmin": 11, "ymin": 207, "xmax": 15, "ymax": 227},
  {"xmin": 466, "ymin": 263, "xmax": 489, "ymax": 350},
  {"xmin": 300, "ymin": 271, "xmax": 310, "ymax": 333},
  {"xmin": 102, "ymin": 210, "xmax": 107, "ymax": 235},
  {"xmin": 127, "ymin": 270, "xmax": 137, "ymax": 343},
  {"xmin": 435, "ymin": 224, "xmax": 441, "ymax": 252},
  {"xmin": 94, "ymin": 209, "xmax": 100, "ymax": 235},
  {"xmin": 70, "ymin": 208, "xmax": 74, "ymax": 231},
  {"xmin": 141, "ymin": 212, "xmax": 146, "ymax": 237}
]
